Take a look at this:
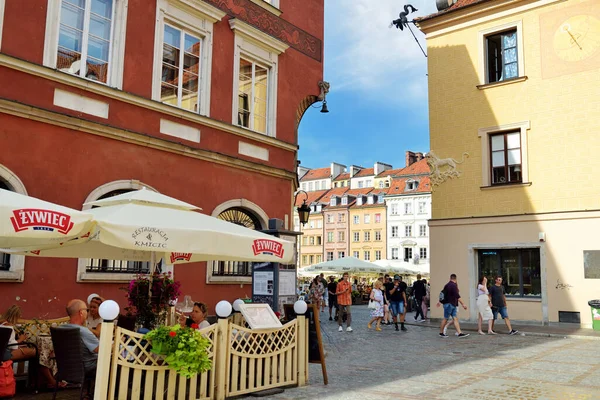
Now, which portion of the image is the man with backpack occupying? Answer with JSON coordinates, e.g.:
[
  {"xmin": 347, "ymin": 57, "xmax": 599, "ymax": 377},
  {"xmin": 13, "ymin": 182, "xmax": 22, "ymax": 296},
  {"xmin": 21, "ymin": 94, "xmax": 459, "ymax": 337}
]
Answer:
[{"xmin": 437, "ymin": 273, "xmax": 469, "ymax": 338}]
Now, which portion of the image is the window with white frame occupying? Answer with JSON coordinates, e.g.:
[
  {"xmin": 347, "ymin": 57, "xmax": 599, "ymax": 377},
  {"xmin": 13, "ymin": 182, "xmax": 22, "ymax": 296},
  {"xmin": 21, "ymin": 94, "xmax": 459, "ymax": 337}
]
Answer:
[
  {"xmin": 479, "ymin": 121, "xmax": 530, "ymax": 187},
  {"xmin": 404, "ymin": 202, "xmax": 412, "ymax": 214},
  {"xmin": 341, "ymin": 196, "xmax": 348, "ymax": 205},
  {"xmin": 326, "ymin": 214, "xmax": 333, "ymax": 223},
  {"xmin": 364, "ymin": 231, "xmax": 370, "ymax": 241},
  {"xmin": 491, "ymin": 131, "xmax": 522, "ymax": 185},
  {"xmin": 44, "ymin": 0, "xmax": 131, "ymax": 88},
  {"xmin": 338, "ymin": 231, "xmax": 345, "ymax": 242},
  {"xmin": 366, "ymin": 179, "xmax": 372, "ymax": 187},
  {"xmin": 358, "ymin": 181, "xmax": 364, "ymax": 188},
  {"xmin": 353, "ymin": 215, "xmax": 359, "ymax": 224},
  {"xmin": 420, "ymin": 248, "xmax": 427, "ymax": 259},
  {"xmin": 405, "ymin": 225, "xmax": 412, "ymax": 237},
  {"xmin": 375, "ymin": 231, "xmax": 381, "ymax": 241},
  {"xmin": 391, "ymin": 203, "xmax": 398, "ymax": 215},
  {"xmin": 479, "ymin": 21, "xmax": 524, "ymax": 85},
  {"xmin": 315, "ymin": 181, "xmax": 321, "ymax": 190},
  {"xmin": 338, "ymin": 251, "xmax": 345, "ymax": 259},
  {"xmin": 327, "ymin": 232, "xmax": 334, "ymax": 243},
  {"xmin": 316, "ymin": 254, "xmax": 322, "ymax": 263},
  {"xmin": 391, "ymin": 248, "xmax": 399, "ymax": 260},
  {"xmin": 302, "ymin": 255, "xmax": 307, "ymax": 265},
  {"xmin": 326, "ymin": 251, "xmax": 334, "ymax": 261},
  {"xmin": 378, "ymin": 195, "xmax": 384, "ymax": 204},
  {"xmin": 301, "ymin": 182, "xmax": 307, "ymax": 191},
  {"xmin": 231, "ymin": 19, "xmax": 288, "ymax": 136},
  {"xmin": 364, "ymin": 214, "xmax": 370, "ymax": 224},
  {"xmin": 419, "ymin": 225, "xmax": 427, "ymax": 237},
  {"xmin": 353, "ymin": 232, "xmax": 360, "ymax": 242},
  {"xmin": 379, "ymin": 181, "xmax": 384, "ymax": 188},
  {"xmin": 317, "ymin": 220, "xmax": 322, "ymax": 228},
  {"xmin": 353, "ymin": 251, "xmax": 359, "ymax": 258},
  {"xmin": 418, "ymin": 201, "xmax": 426, "ymax": 214},
  {"xmin": 309, "ymin": 236, "xmax": 315, "ymax": 245},
  {"xmin": 357, "ymin": 197, "xmax": 363, "ymax": 205},
  {"xmin": 368, "ymin": 196, "xmax": 375, "ymax": 204},
  {"xmin": 309, "ymin": 182, "xmax": 314, "ymax": 191},
  {"xmin": 391, "ymin": 226, "xmax": 398, "ymax": 237},
  {"xmin": 329, "ymin": 196, "xmax": 336, "ymax": 206},
  {"xmin": 375, "ymin": 250, "xmax": 381, "ymax": 261},
  {"xmin": 364, "ymin": 251, "xmax": 370, "ymax": 261}
]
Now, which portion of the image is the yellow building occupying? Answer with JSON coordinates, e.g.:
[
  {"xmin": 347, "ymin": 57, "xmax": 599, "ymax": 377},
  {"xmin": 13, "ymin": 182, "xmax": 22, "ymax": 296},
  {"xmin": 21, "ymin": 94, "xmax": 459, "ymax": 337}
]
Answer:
[
  {"xmin": 418, "ymin": 0, "xmax": 600, "ymax": 325},
  {"xmin": 349, "ymin": 189, "xmax": 387, "ymax": 262}
]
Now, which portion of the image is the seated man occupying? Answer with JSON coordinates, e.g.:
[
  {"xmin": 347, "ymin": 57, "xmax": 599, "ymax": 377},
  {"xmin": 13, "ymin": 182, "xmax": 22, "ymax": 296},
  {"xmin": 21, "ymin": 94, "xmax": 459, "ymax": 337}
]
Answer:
[{"xmin": 63, "ymin": 299, "xmax": 99, "ymax": 373}]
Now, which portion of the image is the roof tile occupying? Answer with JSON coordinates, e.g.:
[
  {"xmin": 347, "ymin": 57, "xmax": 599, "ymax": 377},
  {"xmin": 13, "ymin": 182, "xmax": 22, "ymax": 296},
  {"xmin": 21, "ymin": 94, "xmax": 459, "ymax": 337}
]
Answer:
[
  {"xmin": 300, "ymin": 167, "xmax": 331, "ymax": 181},
  {"xmin": 387, "ymin": 176, "xmax": 431, "ymax": 196},
  {"xmin": 295, "ymin": 189, "xmax": 328, "ymax": 207}
]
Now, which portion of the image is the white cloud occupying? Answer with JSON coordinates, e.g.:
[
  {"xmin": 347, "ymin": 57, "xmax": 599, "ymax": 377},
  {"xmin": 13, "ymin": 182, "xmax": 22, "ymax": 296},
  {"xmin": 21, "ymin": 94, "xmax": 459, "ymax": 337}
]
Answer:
[{"xmin": 324, "ymin": 0, "xmax": 437, "ymax": 105}]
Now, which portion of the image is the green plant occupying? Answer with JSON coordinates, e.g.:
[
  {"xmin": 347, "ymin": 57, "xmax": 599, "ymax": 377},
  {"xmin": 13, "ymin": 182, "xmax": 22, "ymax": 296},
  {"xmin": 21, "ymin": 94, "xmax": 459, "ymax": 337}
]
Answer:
[
  {"xmin": 123, "ymin": 272, "xmax": 181, "ymax": 329},
  {"xmin": 145, "ymin": 324, "xmax": 212, "ymax": 378},
  {"xmin": 351, "ymin": 290, "xmax": 361, "ymax": 298}
]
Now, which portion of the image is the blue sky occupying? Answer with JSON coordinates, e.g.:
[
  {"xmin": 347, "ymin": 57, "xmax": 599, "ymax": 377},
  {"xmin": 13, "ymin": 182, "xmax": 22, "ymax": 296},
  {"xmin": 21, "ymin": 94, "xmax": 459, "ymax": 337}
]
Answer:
[{"xmin": 298, "ymin": 0, "xmax": 438, "ymax": 170}]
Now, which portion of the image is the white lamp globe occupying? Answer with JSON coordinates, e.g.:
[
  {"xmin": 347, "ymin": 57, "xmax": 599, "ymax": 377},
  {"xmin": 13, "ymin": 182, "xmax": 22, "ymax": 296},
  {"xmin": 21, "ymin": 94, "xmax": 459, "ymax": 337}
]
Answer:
[
  {"xmin": 232, "ymin": 299, "xmax": 245, "ymax": 312},
  {"xmin": 294, "ymin": 300, "xmax": 308, "ymax": 315},
  {"xmin": 215, "ymin": 300, "xmax": 232, "ymax": 318},
  {"xmin": 98, "ymin": 300, "xmax": 120, "ymax": 321},
  {"xmin": 87, "ymin": 293, "xmax": 100, "ymax": 305}
]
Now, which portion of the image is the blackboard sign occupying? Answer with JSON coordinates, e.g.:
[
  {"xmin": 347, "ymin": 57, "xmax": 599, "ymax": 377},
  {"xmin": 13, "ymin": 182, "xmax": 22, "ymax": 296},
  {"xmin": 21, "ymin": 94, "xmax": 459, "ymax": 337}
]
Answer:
[{"xmin": 283, "ymin": 304, "xmax": 328, "ymax": 384}]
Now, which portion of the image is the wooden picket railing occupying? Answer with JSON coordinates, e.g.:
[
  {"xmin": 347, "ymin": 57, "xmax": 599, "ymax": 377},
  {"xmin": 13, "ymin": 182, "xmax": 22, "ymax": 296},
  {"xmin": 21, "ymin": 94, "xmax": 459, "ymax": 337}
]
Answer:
[{"xmin": 94, "ymin": 314, "xmax": 308, "ymax": 400}]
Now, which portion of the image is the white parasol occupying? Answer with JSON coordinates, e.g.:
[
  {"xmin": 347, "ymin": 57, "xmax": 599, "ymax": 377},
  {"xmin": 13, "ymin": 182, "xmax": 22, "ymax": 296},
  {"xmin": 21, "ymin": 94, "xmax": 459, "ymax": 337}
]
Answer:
[
  {"xmin": 7, "ymin": 189, "xmax": 294, "ymax": 265},
  {"xmin": 0, "ymin": 189, "xmax": 94, "ymax": 249},
  {"xmin": 298, "ymin": 256, "xmax": 390, "ymax": 275}
]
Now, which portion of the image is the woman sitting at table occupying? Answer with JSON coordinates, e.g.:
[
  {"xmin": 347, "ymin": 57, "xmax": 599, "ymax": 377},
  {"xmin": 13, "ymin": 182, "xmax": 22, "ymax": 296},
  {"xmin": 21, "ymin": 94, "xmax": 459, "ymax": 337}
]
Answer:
[
  {"xmin": 1, "ymin": 305, "xmax": 36, "ymax": 362},
  {"xmin": 87, "ymin": 296, "xmax": 104, "ymax": 338},
  {"xmin": 178, "ymin": 302, "xmax": 210, "ymax": 330}
]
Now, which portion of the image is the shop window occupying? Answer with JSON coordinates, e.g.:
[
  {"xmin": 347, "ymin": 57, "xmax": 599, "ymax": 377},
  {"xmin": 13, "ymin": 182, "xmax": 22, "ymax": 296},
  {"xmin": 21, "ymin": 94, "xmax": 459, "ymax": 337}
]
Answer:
[{"xmin": 478, "ymin": 248, "xmax": 541, "ymax": 297}]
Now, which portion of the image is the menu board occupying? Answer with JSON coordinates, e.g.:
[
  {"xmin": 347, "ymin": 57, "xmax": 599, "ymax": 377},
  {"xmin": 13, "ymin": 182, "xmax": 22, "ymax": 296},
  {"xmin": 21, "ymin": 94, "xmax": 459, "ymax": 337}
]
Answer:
[
  {"xmin": 253, "ymin": 271, "xmax": 274, "ymax": 295},
  {"xmin": 279, "ymin": 270, "xmax": 296, "ymax": 296}
]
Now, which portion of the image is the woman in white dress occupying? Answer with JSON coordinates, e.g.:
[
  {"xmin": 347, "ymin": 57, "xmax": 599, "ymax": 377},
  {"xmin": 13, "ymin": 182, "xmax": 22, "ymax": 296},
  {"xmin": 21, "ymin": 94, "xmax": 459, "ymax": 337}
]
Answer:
[
  {"xmin": 477, "ymin": 276, "xmax": 496, "ymax": 335},
  {"xmin": 367, "ymin": 280, "xmax": 385, "ymax": 331}
]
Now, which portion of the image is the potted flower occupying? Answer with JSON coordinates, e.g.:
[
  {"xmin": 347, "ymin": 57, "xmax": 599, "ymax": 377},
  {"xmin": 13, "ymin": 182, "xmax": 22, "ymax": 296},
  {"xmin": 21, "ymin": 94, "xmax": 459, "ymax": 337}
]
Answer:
[
  {"xmin": 123, "ymin": 272, "xmax": 181, "ymax": 330},
  {"xmin": 145, "ymin": 324, "xmax": 212, "ymax": 377}
]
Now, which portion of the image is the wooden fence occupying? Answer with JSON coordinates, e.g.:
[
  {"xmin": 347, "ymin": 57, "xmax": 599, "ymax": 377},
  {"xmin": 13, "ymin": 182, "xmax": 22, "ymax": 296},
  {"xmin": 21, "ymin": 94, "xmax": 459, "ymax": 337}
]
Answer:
[{"xmin": 94, "ymin": 315, "xmax": 308, "ymax": 400}]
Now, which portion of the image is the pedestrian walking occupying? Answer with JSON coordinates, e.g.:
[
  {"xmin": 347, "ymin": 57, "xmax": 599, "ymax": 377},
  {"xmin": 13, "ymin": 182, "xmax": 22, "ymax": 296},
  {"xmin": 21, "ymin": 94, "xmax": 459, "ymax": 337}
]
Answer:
[
  {"xmin": 309, "ymin": 276, "xmax": 324, "ymax": 310},
  {"xmin": 382, "ymin": 274, "xmax": 393, "ymax": 325},
  {"xmin": 388, "ymin": 275, "xmax": 408, "ymax": 331},
  {"xmin": 320, "ymin": 273, "xmax": 328, "ymax": 312},
  {"xmin": 476, "ymin": 276, "xmax": 495, "ymax": 335},
  {"xmin": 489, "ymin": 276, "xmax": 519, "ymax": 335},
  {"xmin": 412, "ymin": 274, "xmax": 426, "ymax": 322},
  {"xmin": 335, "ymin": 272, "xmax": 353, "ymax": 332},
  {"xmin": 327, "ymin": 276, "xmax": 338, "ymax": 321},
  {"xmin": 422, "ymin": 278, "xmax": 430, "ymax": 321},
  {"xmin": 437, "ymin": 273, "xmax": 469, "ymax": 338},
  {"xmin": 367, "ymin": 280, "xmax": 385, "ymax": 331}
]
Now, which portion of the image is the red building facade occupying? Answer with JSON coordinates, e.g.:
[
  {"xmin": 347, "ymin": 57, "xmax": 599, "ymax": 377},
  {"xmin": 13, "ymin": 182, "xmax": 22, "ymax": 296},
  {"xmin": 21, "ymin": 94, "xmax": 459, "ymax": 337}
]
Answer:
[{"xmin": 0, "ymin": 0, "xmax": 324, "ymax": 318}]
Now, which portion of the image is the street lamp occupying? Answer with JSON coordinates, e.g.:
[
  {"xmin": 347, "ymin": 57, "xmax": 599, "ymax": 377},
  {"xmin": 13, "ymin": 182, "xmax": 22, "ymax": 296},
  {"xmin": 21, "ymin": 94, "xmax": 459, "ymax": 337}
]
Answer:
[{"xmin": 295, "ymin": 190, "xmax": 311, "ymax": 226}]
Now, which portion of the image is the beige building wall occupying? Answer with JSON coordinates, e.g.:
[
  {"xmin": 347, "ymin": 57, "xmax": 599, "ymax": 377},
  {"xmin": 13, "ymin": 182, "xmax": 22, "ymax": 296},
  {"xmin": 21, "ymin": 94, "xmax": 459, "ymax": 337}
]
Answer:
[
  {"xmin": 430, "ymin": 211, "xmax": 600, "ymax": 325},
  {"xmin": 349, "ymin": 205, "xmax": 387, "ymax": 262},
  {"xmin": 299, "ymin": 214, "xmax": 323, "ymax": 267}
]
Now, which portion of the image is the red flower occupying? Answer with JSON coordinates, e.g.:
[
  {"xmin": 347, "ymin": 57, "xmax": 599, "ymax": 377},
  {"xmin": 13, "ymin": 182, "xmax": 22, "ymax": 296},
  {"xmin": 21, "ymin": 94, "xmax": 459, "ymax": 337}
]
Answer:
[
  {"xmin": 274, "ymin": 312, "xmax": 281, "ymax": 319},
  {"xmin": 191, "ymin": 323, "xmax": 199, "ymax": 329},
  {"xmin": 169, "ymin": 331, "xmax": 176, "ymax": 337}
]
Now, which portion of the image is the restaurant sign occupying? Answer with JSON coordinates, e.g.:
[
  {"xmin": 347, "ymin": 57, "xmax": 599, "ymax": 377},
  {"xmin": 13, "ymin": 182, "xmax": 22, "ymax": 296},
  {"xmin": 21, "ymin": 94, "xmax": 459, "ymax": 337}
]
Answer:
[
  {"xmin": 131, "ymin": 227, "xmax": 168, "ymax": 249},
  {"xmin": 11, "ymin": 209, "xmax": 74, "ymax": 234}
]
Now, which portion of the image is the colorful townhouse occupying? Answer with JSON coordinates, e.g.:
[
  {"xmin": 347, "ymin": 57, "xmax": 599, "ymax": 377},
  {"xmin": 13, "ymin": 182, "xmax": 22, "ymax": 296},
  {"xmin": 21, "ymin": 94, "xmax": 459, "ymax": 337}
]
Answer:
[
  {"xmin": 349, "ymin": 190, "xmax": 388, "ymax": 262},
  {"xmin": 0, "ymin": 0, "xmax": 325, "ymax": 317},
  {"xmin": 417, "ymin": 0, "xmax": 600, "ymax": 325}
]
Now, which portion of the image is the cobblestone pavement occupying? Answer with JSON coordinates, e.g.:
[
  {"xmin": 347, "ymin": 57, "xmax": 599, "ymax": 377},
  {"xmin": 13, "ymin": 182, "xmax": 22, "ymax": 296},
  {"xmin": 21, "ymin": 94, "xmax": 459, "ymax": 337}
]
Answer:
[{"xmin": 242, "ymin": 305, "xmax": 600, "ymax": 400}]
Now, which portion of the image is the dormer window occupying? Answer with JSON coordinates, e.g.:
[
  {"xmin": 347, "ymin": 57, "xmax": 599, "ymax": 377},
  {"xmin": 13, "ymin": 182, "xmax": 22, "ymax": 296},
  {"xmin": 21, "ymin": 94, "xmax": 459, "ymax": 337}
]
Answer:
[
  {"xmin": 341, "ymin": 196, "xmax": 348, "ymax": 205},
  {"xmin": 316, "ymin": 204, "xmax": 322, "ymax": 212},
  {"xmin": 367, "ymin": 195, "xmax": 374, "ymax": 205},
  {"xmin": 385, "ymin": 181, "xmax": 390, "ymax": 188},
  {"xmin": 330, "ymin": 196, "xmax": 337, "ymax": 206},
  {"xmin": 406, "ymin": 180, "xmax": 418, "ymax": 191},
  {"xmin": 378, "ymin": 195, "xmax": 384, "ymax": 204},
  {"xmin": 357, "ymin": 197, "xmax": 363, "ymax": 206}
]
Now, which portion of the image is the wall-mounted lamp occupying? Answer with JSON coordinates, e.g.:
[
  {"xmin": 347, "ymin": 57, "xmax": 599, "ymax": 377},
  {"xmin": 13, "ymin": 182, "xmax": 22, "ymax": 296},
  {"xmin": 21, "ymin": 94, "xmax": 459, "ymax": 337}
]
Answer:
[
  {"xmin": 294, "ymin": 190, "xmax": 311, "ymax": 226},
  {"xmin": 317, "ymin": 81, "xmax": 330, "ymax": 113}
]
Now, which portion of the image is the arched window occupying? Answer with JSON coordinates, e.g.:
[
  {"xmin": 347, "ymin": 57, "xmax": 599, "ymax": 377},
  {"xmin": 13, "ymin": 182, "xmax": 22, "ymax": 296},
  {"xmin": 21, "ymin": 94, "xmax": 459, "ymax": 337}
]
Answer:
[
  {"xmin": 207, "ymin": 199, "xmax": 268, "ymax": 284},
  {"xmin": 212, "ymin": 207, "xmax": 262, "ymax": 277},
  {"xmin": 0, "ymin": 165, "xmax": 27, "ymax": 281},
  {"xmin": 78, "ymin": 180, "xmax": 159, "ymax": 282}
]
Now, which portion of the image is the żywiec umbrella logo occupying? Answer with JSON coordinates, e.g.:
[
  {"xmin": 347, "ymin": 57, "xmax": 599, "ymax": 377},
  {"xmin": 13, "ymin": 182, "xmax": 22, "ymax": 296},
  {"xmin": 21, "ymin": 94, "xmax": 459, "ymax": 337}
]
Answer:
[
  {"xmin": 252, "ymin": 239, "xmax": 284, "ymax": 258},
  {"xmin": 131, "ymin": 227, "xmax": 168, "ymax": 249},
  {"xmin": 170, "ymin": 253, "xmax": 192, "ymax": 263},
  {"xmin": 10, "ymin": 209, "xmax": 74, "ymax": 234}
]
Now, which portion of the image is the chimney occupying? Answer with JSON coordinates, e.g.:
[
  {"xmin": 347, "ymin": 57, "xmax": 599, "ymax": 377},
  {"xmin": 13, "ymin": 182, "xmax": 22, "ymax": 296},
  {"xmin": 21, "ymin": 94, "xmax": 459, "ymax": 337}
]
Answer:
[
  {"xmin": 405, "ymin": 151, "xmax": 417, "ymax": 167},
  {"xmin": 349, "ymin": 165, "xmax": 363, "ymax": 178},
  {"xmin": 374, "ymin": 162, "xmax": 392, "ymax": 176},
  {"xmin": 330, "ymin": 162, "xmax": 346, "ymax": 179},
  {"xmin": 297, "ymin": 166, "xmax": 310, "ymax": 180},
  {"xmin": 415, "ymin": 152, "xmax": 424, "ymax": 162}
]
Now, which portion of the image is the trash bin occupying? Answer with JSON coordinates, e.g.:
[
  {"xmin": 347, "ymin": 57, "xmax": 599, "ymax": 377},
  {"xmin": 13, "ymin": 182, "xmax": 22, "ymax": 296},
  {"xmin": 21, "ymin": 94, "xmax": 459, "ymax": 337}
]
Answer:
[{"xmin": 588, "ymin": 300, "xmax": 600, "ymax": 331}]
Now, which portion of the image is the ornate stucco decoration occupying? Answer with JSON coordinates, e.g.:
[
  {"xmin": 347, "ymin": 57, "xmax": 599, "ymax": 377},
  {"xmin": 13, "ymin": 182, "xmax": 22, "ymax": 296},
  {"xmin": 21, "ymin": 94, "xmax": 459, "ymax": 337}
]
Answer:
[
  {"xmin": 204, "ymin": 0, "xmax": 323, "ymax": 61},
  {"xmin": 426, "ymin": 151, "xmax": 470, "ymax": 187}
]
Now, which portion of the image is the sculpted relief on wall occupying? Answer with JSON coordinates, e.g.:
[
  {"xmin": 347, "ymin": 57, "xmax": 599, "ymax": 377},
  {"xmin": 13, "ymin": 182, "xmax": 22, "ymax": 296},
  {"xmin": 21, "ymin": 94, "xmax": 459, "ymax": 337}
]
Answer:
[{"xmin": 426, "ymin": 151, "xmax": 469, "ymax": 187}]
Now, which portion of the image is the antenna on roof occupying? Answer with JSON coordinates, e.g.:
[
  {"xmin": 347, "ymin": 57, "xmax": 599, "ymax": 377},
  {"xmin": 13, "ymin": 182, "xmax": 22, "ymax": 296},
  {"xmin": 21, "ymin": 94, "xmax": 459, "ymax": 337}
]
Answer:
[{"xmin": 389, "ymin": 4, "xmax": 427, "ymax": 58}]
